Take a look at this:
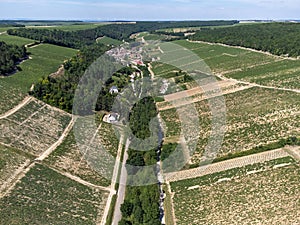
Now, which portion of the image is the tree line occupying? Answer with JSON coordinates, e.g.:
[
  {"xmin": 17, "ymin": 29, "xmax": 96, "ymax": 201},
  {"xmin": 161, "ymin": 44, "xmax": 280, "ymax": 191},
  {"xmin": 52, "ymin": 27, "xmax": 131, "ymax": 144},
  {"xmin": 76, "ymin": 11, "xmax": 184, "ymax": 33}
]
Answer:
[
  {"xmin": 120, "ymin": 97, "xmax": 161, "ymax": 225},
  {"xmin": 7, "ymin": 21, "xmax": 238, "ymax": 49},
  {"xmin": 190, "ymin": 22, "xmax": 300, "ymax": 57},
  {"xmin": 0, "ymin": 41, "xmax": 27, "ymax": 75}
]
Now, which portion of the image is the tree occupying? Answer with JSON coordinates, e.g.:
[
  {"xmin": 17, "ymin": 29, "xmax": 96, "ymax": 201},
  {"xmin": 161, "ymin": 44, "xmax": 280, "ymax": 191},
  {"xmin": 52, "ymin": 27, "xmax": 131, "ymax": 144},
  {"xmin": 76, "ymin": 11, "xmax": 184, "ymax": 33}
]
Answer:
[{"xmin": 120, "ymin": 201, "xmax": 134, "ymax": 218}]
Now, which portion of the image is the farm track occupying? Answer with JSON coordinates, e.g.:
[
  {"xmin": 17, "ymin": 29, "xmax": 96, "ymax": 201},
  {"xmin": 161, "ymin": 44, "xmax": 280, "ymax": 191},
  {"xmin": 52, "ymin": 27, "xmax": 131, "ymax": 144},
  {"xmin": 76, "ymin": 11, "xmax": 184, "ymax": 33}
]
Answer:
[
  {"xmin": 157, "ymin": 83, "xmax": 253, "ymax": 111},
  {"xmin": 164, "ymin": 148, "xmax": 290, "ymax": 182},
  {"xmin": 0, "ymin": 161, "xmax": 35, "ymax": 198},
  {"xmin": 111, "ymin": 138, "xmax": 130, "ymax": 225},
  {"xmin": 0, "ymin": 96, "xmax": 32, "ymax": 120},
  {"xmin": 36, "ymin": 116, "xmax": 77, "ymax": 161},
  {"xmin": 47, "ymin": 165, "xmax": 112, "ymax": 192},
  {"xmin": 100, "ymin": 133, "xmax": 125, "ymax": 225}
]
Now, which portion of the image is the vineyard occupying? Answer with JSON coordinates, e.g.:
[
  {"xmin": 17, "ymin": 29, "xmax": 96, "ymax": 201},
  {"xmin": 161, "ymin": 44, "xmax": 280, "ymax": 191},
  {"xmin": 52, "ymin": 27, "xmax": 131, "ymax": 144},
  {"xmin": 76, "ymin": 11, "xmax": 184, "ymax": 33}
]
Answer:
[
  {"xmin": 160, "ymin": 87, "xmax": 300, "ymax": 164},
  {"xmin": 0, "ymin": 163, "xmax": 109, "ymax": 224},
  {"xmin": 170, "ymin": 157, "xmax": 299, "ymax": 224},
  {"xmin": 0, "ymin": 98, "xmax": 71, "ymax": 156}
]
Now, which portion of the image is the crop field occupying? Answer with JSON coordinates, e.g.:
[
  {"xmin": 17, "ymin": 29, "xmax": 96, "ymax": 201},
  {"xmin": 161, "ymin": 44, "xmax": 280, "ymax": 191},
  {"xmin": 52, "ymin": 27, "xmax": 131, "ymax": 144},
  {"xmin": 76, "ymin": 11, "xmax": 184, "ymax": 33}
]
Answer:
[
  {"xmin": 160, "ymin": 87, "xmax": 300, "ymax": 164},
  {"xmin": 0, "ymin": 34, "xmax": 34, "ymax": 46},
  {"xmin": 29, "ymin": 23, "xmax": 103, "ymax": 31},
  {"xmin": 0, "ymin": 27, "xmax": 15, "ymax": 32},
  {"xmin": 173, "ymin": 40, "xmax": 300, "ymax": 90},
  {"xmin": 97, "ymin": 36, "xmax": 122, "ymax": 46},
  {"xmin": 0, "ymin": 80, "xmax": 26, "ymax": 115},
  {"xmin": 170, "ymin": 157, "xmax": 299, "ymax": 225},
  {"xmin": 45, "ymin": 118, "xmax": 120, "ymax": 187},
  {"xmin": 2, "ymin": 43, "xmax": 77, "ymax": 92},
  {"xmin": 0, "ymin": 144, "xmax": 32, "ymax": 188},
  {"xmin": 0, "ymin": 163, "xmax": 109, "ymax": 225},
  {"xmin": 0, "ymin": 43, "xmax": 76, "ymax": 116},
  {"xmin": 0, "ymin": 98, "xmax": 71, "ymax": 156}
]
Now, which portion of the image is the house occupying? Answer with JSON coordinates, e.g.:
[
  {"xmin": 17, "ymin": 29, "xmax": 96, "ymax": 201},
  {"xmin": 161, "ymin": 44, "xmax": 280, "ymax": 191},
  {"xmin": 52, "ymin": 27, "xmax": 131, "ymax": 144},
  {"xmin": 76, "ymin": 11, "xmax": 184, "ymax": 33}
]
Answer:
[
  {"xmin": 109, "ymin": 86, "xmax": 119, "ymax": 94},
  {"xmin": 103, "ymin": 113, "xmax": 120, "ymax": 123}
]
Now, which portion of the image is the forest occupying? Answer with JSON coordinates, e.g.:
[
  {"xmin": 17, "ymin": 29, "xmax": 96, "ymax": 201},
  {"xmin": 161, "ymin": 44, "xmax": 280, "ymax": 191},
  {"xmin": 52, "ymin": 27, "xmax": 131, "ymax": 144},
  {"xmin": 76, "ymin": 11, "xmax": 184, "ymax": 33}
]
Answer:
[
  {"xmin": 0, "ymin": 41, "xmax": 27, "ymax": 75},
  {"xmin": 190, "ymin": 22, "xmax": 300, "ymax": 57},
  {"xmin": 7, "ymin": 21, "xmax": 238, "ymax": 49},
  {"xmin": 30, "ymin": 44, "xmax": 109, "ymax": 112}
]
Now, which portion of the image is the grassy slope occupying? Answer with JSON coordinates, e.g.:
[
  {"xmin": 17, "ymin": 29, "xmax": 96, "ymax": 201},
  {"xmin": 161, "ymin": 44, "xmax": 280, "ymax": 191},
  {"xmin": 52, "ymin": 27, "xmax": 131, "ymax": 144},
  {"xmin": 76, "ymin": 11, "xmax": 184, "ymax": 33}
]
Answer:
[{"xmin": 0, "ymin": 34, "xmax": 34, "ymax": 46}]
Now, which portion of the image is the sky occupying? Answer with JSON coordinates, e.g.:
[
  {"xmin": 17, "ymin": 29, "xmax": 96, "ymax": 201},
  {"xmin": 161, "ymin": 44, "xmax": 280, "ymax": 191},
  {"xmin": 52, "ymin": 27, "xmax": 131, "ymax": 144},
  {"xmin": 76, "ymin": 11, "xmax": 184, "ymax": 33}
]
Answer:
[{"xmin": 0, "ymin": 0, "xmax": 299, "ymax": 20}]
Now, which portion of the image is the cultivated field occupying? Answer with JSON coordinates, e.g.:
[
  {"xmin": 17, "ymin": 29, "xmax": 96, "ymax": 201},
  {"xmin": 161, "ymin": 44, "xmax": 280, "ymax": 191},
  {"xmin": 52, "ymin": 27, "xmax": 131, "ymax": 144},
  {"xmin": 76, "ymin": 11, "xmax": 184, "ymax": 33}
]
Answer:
[
  {"xmin": 0, "ymin": 43, "xmax": 76, "ymax": 116},
  {"xmin": 0, "ymin": 163, "xmax": 109, "ymax": 225},
  {"xmin": 0, "ymin": 80, "xmax": 26, "ymax": 115},
  {"xmin": 45, "ymin": 118, "xmax": 120, "ymax": 187},
  {"xmin": 160, "ymin": 87, "xmax": 300, "ymax": 164},
  {"xmin": 3, "ymin": 43, "xmax": 77, "ymax": 92},
  {"xmin": 0, "ymin": 98, "xmax": 71, "ymax": 156},
  {"xmin": 170, "ymin": 157, "xmax": 299, "ymax": 225},
  {"xmin": 0, "ymin": 34, "xmax": 34, "ymax": 46},
  {"xmin": 175, "ymin": 40, "xmax": 300, "ymax": 90},
  {"xmin": 0, "ymin": 144, "xmax": 31, "ymax": 189},
  {"xmin": 97, "ymin": 36, "xmax": 122, "ymax": 46}
]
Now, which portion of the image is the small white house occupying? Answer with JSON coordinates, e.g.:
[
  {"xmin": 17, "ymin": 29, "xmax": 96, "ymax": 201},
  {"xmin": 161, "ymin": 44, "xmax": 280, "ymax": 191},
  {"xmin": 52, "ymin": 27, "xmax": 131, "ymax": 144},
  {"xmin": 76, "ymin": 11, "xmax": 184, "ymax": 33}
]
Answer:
[
  {"xmin": 109, "ymin": 86, "xmax": 119, "ymax": 94},
  {"xmin": 103, "ymin": 113, "xmax": 120, "ymax": 123}
]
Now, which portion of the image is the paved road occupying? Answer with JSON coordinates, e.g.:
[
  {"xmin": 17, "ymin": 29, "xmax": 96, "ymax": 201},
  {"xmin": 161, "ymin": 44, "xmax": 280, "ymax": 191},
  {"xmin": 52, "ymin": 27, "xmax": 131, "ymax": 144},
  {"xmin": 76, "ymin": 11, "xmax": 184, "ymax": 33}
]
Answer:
[
  {"xmin": 100, "ymin": 134, "xmax": 125, "ymax": 225},
  {"xmin": 112, "ymin": 138, "xmax": 130, "ymax": 225}
]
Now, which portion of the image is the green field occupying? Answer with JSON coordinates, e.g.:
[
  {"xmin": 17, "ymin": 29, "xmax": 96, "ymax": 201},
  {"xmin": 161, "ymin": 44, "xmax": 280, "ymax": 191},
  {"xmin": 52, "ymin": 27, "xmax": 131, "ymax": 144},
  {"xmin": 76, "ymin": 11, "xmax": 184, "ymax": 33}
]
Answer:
[
  {"xmin": 170, "ymin": 157, "xmax": 299, "ymax": 225},
  {"xmin": 26, "ymin": 23, "xmax": 104, "ymax": 31},
  {"xmin": 0, "ymin": 34, "xmax": 34, "ymax": 46},
  {"xmin": 97, "ymin": 36, "xmax": 122, "ymax": 46},
  {"xmin": 0, "ymin": 144, "xmax": 32, "ymax": 188},
  {"xmin": 0, "ymin": 163, "xmax": 108, "ymax": 225},
  {"xmin": 0, "ymin": 43, "xmax": 77, "ymax": 114},
  {"xmin": 160, "ymin": 87, "xmax": 300, "ymax": 164},
  {"xmin": 0, "ymin": 42, "xmax": 75, "ymax": 115},
  {"xmin": 174, "ymin": 40, "xmax": 300, "ymax": 90}
]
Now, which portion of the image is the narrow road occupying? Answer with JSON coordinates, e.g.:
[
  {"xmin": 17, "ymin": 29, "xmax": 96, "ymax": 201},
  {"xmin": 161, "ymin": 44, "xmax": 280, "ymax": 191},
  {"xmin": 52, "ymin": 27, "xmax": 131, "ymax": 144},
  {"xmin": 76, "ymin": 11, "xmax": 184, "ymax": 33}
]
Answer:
[
  {"xmin": 0, "ymin": 159, "xmax": 32, "ymax": 198},
  {"xmin": 0, "ymin": 96, "xmax": 32, "ymax": 120},
  {"xmin": 148, "ymin": 63, "xmax": 155, "ymax": 80},
  {"xmin": 284, "ymin": 146, "xmax": 300, "ymax": 161},
  {"xmin": 111, "ymin": 138, "xmax": 130, "ymax": 225},
  {"xmin": 36, "ymin": 116, "xmax": 77, "ymax": 161},
  {"xmin": 48, "ymin": 165, "xmax": 112, "ymax": 192},
  {"xmin": 100, "ymin": 133, "xmax": 125, "ymax": 225}
]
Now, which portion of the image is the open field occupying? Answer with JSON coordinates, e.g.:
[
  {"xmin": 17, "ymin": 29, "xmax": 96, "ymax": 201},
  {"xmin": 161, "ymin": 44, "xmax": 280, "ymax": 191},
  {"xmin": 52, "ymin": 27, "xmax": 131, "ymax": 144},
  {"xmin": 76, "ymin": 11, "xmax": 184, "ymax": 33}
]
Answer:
[
  {"xmin": 0, "ymin": 34, "xmax": 34, "ymax": 46},
  {"xmin": 27, "ymin": 23, "xmax": 103, "ymax": 31},
  {"xmin": 174, "ymin": 40, "xmax": 300, "ymax": 90},
  {"xmin": 160, "ymin": 87, "xmax": 300, "ymax": 164},
  {"xmin": 0, "ymin": 98, "xmax": 71, "ymax": 156},
  {"xmin": 45, "ymin": 118, "xmax": 120, "ymax": 187},
  {"xmin": 96, "ymin": 36, "xmax": 122, "ymax": 46},
  {"xmin": 170, "ymin": 157, "xmax": 299, "ymax": 225},
  {"xmin": 0, "ymin": 80, "xmax": 26, "ymax": 115},
  {"xmin": 0, "ymin": 43, "xmax": 76, "ymax": 117},
  {"xmin": 1, "ymin": 43, "xmax": 77, "ymax": 92},
  {"xmin": 0, "ymin": 163, "xmax": 109, "ymax": 225}
]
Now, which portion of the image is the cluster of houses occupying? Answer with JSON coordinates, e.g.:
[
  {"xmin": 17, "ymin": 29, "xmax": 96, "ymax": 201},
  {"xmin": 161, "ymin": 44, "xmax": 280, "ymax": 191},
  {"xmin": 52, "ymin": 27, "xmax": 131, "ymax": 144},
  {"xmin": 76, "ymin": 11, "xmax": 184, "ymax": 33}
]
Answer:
[{"xmin": 107, "ymin": 46, "xmax": 145, "ymax": 66}]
